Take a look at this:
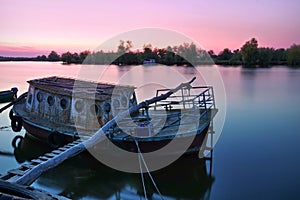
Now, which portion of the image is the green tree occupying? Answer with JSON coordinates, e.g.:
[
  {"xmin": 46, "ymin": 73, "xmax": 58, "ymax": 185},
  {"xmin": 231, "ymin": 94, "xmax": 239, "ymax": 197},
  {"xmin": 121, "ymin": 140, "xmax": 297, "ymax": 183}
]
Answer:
[
  {"xmin": 143, "ymin": 44, "xmax": 158, "ymax": 61},
  {"xmin": 185, "ymin": 43, "xmax": 198, "ymax": 64},
  {"xmin": 79, "ymin": 50, "xmax": 91, "ymax": 61},
  {"xmin": 40, "ymin": 55, "xmax": 47, "ymax": 61},
  {"xmin": 164, "ymin": 46, "xmax": 175, "ymax": 65},
  {"xmin": 258, "ymin": 47, "xmax": 274, "ymax": 67},
  {"xmin": 71, "ymin": 53, "xmax": 80, "ymax": 63},
  {"xmin": 143, "ymin": 43, "xmax": 153, "ymax": 55},
  {"xmin": 125, "ymin": 40, "xmax": 133, "ymax": 52},
  {"xmin": 118, "ymin": 40, "xmax": 133, "ymax": 53},
  {"xmin": 241, "ymin": 38, "xmax": 259, "ymax": 66},
  {"xmin": 272, "ymin": 48, "xmax": 287, "ymax": 64},
  {"xmin": 218, "ymin": 48, "xmax": 233, "ymax": 61},
  {"xmin": 117, "ymin": 40, "xmax": 126, "ymax": 53},
  {"xmin": 207, "ymin": 50, "xmax": 217, "ymax": 59},
  {"xmin": 36, "ymin": 55, "xmax": 47, "ymax": 61},
  {"xmin": 229, "ymin": 49, "xmax": 242, "ymax": 65},
  {"xmin": 287, "ymin": 44, "xmax": 300, "ymax": 66},
  {"xmin": 154, "ymin": 48, "xmax": 166, "ymax": 62},
  {"xmin": 61, "ymin": 52, "xmax": 73, "ymax": 63},
  {"xmin": 47, "ymin": 51, "xmax": 60, "ymax": 61}
]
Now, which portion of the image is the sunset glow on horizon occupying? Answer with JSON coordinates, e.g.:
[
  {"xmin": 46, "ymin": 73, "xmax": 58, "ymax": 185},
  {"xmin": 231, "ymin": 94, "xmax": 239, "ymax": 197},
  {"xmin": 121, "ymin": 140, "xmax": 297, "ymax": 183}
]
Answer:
[{"xmin": 1, "ymin": 0, "xmax": 300, "ymax": 57}]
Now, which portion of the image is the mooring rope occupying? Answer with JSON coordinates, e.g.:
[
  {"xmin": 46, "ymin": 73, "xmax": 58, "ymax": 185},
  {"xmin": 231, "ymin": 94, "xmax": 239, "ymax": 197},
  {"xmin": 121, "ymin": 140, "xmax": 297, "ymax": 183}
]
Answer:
[
  {"xmin": 134, "ymin": 140, "xmax": 164, "ymax": 200},
  {"xmin": 137, "ymin": 149, "xmax": 148, "ymax": 200}
]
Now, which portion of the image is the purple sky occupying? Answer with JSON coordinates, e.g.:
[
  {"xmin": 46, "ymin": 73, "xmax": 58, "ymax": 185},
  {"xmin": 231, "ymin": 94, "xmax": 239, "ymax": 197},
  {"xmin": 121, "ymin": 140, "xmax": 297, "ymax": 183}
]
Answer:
[{"xmin": 1, "ymin": 0, "xmax": 299, "ymax": 57}]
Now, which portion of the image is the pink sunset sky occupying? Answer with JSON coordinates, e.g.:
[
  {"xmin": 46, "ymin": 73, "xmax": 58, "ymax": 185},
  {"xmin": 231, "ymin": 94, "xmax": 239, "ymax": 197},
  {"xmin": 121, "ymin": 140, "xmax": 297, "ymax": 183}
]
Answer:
[{"xmin": 1, "ymin": 0, "xmax": 299, "ymax": 57}]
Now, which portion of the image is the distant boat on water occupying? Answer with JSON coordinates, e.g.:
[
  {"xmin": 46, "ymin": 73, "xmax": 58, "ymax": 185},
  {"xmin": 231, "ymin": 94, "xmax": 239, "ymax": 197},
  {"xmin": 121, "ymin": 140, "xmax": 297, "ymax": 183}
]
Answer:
[
  {"xmin": 10, "ymin": 76, "xmax": 217, "ymax": 155},
  {"xmin": 143, "ymin": 58, "xmax": 156, "ymax": 65},
  {"xmin": 0, "ymin": 88, "xmax": 18, "ymax": 103}
]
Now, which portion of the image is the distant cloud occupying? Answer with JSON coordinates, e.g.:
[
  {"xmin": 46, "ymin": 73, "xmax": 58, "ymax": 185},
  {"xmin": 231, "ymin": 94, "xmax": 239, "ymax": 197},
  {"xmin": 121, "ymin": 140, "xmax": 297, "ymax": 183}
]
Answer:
[{"xmin": 0, "ymin": 45, "xmax": 48, "ymax": 57}]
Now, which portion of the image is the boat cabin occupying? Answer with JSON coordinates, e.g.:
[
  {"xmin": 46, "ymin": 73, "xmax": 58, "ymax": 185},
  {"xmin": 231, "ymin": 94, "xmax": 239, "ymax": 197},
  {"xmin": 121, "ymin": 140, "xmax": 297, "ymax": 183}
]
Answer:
[{"xmin": 25, "ymin": 76, "xmax": 137, "ymax": 130}]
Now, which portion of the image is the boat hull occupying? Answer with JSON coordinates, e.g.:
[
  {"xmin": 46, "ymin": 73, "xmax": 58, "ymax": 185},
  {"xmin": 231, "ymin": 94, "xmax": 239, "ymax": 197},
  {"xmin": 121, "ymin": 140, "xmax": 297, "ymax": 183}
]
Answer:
[
  {"xmin": 111, "ymin": 125, "xmax": 209, "ymax": 154},
  {"xmin": 22, "ymin": 118, "xmax": 77, "ymax": 143},
  {"xmin": 21, "ymin": 116, "xmax": 209, "ymax": 155}
]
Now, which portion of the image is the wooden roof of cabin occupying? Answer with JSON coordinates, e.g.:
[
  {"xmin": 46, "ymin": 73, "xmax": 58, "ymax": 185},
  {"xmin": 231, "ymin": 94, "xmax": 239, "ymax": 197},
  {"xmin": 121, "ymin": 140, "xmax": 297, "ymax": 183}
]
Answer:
[{"xmin": 27, "ymin": 76, "xmax": 136, "ymax": 100}]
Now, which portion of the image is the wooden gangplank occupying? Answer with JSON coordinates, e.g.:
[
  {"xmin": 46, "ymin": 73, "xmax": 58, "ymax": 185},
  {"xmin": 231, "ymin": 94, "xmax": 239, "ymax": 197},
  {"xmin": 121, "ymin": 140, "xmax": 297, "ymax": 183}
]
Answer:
[{"xmin": 0, "ymin": 139, "xmax": 84, "ymax": 185}]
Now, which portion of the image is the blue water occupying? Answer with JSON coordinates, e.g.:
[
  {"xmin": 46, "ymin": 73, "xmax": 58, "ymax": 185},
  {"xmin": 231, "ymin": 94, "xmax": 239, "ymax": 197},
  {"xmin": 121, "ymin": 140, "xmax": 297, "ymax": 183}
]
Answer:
[
  {"xmin": 212, "ymin": 67, "xmax": 300, "ymax": 199},
  {"xmin": 0, "ymin": 62, "xmax": 300, "ymax": 199}
]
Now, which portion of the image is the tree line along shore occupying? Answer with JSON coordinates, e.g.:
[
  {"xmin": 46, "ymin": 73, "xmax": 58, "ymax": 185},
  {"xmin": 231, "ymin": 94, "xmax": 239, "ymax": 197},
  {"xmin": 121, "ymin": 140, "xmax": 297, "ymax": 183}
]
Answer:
[{"xmin": 1, "ymin": 38, "xmax": 299, "ymax": 67}]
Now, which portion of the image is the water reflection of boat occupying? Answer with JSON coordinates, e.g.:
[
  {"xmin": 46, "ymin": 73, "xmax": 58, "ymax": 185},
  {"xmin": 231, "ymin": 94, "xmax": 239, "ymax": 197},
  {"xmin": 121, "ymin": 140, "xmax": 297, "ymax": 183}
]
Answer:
[
  {"xmin": 32, "ymin": 153, "xmax": 214, "ymax": 200},
  {"xmin": 0, "ymin": 87, "xmax": 18, "ymax": 103},
  {"xmin": 10, "ymin": 126, "xmax": 215, "ymax": 199},
  {"xmin": 12, "ymin": 133, "xmax": 53, "ymax": 163},
  {"xmin": 11, "ymin": 76, "xmax": 217, "ymax": 155}
]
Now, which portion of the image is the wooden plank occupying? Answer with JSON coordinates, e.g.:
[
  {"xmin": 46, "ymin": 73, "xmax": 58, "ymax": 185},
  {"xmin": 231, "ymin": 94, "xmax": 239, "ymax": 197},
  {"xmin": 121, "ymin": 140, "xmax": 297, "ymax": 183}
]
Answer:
[
  {"xmin": 64, "ymin": 144, "xmax": 78, "ymax": 148},
  {"xmin": 44, "ymin": 153, "xmax": 57, "ymax": 157},
  {"xmin": 8, "ymin": 169, "xmax": 27, "ymax": 176},
  {"xmin": 31, "ymin": 159, "xmax": 44, "ymax": 164},
  {"xmin": 6, "ymin": 176, "xmax": 22, "ymax": 183},
  {"xmin": 38, "ymin": 156, "xmax": 50, "ymax": 161},
  {"xmin": 0, "ymin": 179, "xmax": 67, "ymax": 199},
  {"xmin": 52, "ymin": 150, "xmax": 63, "ymax": 154},
  {"xmin": 58, "ymin": 147, "xmax": 69, "ymax": 151},
  {"xmin": 22, "ymin": 164, "xmax": 36, "ymax": 169},
  {"xmin": 80, "ymin": 136, "xmax": 91, "ymax": 140}
]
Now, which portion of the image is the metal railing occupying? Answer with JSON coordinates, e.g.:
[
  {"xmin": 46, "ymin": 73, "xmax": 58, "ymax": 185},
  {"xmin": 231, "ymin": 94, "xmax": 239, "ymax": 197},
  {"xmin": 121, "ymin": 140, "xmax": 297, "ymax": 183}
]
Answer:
[
  {"xmin": 154, "ymin": 86, "xmax": 215, "ymax": 111},
  {"xmin": 118, "ymin": 86, "xmax": 216, "ymax": 137}
]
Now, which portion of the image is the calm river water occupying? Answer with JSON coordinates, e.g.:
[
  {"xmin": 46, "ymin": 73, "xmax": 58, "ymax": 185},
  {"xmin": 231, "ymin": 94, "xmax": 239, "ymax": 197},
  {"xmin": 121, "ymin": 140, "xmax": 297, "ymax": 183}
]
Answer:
[{"xmin": 0, "ymin": 62, "xmax": 300, "ymax": 199}]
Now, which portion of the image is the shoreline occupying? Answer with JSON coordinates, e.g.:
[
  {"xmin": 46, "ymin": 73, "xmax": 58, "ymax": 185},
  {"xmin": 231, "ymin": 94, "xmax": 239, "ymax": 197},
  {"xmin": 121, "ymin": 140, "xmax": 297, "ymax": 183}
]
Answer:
[{"xmin": 0, "ymin": 59, "xmax": 297, "ymax": 68}]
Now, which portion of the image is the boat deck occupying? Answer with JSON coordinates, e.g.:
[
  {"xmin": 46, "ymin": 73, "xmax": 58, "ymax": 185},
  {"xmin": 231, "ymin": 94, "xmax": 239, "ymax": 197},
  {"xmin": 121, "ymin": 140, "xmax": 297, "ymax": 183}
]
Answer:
[{"xmin": 110, "ymin": 108, "xmax": 217, "ymax": 142}]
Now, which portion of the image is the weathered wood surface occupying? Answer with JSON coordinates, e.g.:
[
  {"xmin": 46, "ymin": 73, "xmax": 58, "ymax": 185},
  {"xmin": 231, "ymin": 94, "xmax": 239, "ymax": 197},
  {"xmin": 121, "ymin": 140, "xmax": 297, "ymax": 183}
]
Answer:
[
  {"xmin": 28, "ymin": 76, "xmax": 136, "ymax": 99},
  {"xmin": 0, "ymin": 179, "xmax": 67, "ymax": 200},
  {"xmin": 15, "ymin": 77, "xmax": 196, "ymax": 186}
]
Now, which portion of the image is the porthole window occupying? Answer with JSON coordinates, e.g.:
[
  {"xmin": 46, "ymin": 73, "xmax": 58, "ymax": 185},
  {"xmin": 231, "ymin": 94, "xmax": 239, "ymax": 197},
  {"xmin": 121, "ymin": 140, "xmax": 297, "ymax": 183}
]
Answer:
[
  {"xmin": 113, "ymin": 99, "xmax": 120, "ymax": 108},
  {"xmin": 90, "ymin": 104, "xmax": 100, "ymax": 116},
  {"xmin": 37, "ymin": 92, "xmax": 43, "ymax": 102},
  {"xmin": 60, "ymin": 98, "xmax": 68, "ymax": 109},
  {"xmin": 75, "ymin": 100, "xmax": 83, "ymax": 112},
  {"xmin": 103, "ymin": 102, "xmax": 111, "ymax": 114},
  {"xmin": 47, "ymin": 96, "xmax": 54, "ymax": 106},
  {"xmin": 121, "ymin": 96, "xmax": 127, "ymax": 107}
]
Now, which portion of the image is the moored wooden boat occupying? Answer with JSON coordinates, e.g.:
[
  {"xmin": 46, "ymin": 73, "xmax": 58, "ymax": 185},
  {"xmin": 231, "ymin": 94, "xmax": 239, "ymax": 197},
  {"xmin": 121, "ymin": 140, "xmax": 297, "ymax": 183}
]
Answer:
[
  {"xmin": 11, "ymin": 76, "xmax": 217, "ymax": 154},
  {"xmin": 0, "ymin": 87, "xmax": 18, "ymax": 103}
]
